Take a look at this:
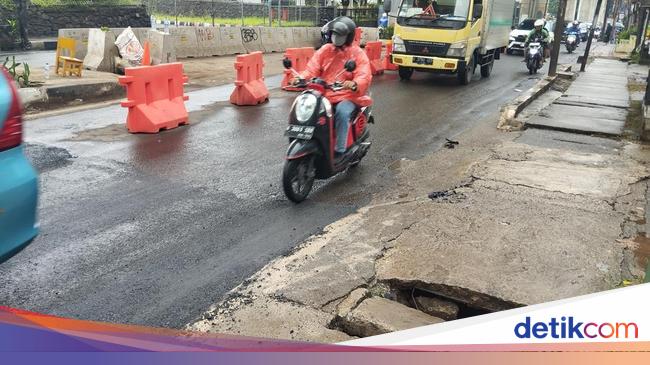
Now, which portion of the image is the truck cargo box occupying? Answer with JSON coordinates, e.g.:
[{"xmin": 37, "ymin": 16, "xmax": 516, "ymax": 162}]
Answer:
[{"xmin": 480, "ymin": 0, "xmax": 516, "ymax": 52}]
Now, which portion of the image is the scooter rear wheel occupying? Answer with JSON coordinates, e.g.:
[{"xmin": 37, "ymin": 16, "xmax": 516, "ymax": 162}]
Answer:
[{"xmin": 283, "ymin": 156, "xmax": 316, "ymax": 203}]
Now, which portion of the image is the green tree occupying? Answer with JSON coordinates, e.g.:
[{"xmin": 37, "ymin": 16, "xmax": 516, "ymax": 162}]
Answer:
[{"xmin": 547, "ymin": 0, "xmax": 558, "ymax": 15}]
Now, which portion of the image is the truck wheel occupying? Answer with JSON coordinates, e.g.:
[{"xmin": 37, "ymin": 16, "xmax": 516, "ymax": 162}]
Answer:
[
  {"xmin": 458, "ymin": 56, "xmax": 473, "ymax": 85},
  {"xmin": 398, "ymin": 67, "xmax": 413, "ymax": 81},
  {"xmin": 480, "ymin": 59, "xmax": 493, "ymax": 78}
]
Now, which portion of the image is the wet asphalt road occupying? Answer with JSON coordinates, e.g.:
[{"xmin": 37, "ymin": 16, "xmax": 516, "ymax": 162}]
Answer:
[{"xmin": 0, "ymin": 51, "xmax": 579, "ymax": 328}]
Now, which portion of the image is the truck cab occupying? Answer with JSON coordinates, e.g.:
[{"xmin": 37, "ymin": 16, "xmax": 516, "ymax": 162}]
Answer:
[{"xmin": 384, "ymin": 0, "xmax": 515, "ymax": 84}]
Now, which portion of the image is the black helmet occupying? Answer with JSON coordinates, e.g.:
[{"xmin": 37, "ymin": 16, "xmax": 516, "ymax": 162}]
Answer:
[{"xmin": 329, "ymin": 16, "xmax": 357, "ymax": 47}]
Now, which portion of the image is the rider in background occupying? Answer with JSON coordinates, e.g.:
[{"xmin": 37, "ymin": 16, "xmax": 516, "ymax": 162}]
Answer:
[
  {"xmin": 565, "ymin": 20, "xmax": 581, "ymax": 45},
  {"xmin": 525, "ymin": 19, "xmax": 551, "ymax": 64}
]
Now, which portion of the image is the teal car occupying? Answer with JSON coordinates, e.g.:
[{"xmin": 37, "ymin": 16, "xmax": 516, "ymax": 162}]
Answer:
[{"xmin": 0, "ymin": 66, "xmax": 38, "ymax": 263}]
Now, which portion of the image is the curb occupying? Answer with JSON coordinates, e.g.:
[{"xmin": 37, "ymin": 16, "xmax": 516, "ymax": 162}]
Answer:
[
  {"xmin": 19, "ymin": 81, "xmax": 124, "ymax": 112},
  {"xmin": 497, "ymin": 64, "xmax": 572, "ymax": 131},
  {"xmin": 30, "ymin": 39, "xmax": 58, "ymax": 51}
]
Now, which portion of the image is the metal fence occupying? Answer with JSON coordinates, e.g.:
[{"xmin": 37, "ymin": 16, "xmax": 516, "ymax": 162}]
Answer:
[{"xmin": 145, "ymin": 0, "xmax": 379, "ymax": 27}]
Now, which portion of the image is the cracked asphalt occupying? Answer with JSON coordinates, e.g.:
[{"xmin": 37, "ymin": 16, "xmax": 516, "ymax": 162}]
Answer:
[{"xmin": 0, "ymin": 51, "xmax": 579, "ymax": 328}]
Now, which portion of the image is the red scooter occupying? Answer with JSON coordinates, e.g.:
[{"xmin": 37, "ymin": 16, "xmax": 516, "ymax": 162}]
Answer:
[{"xmin": 281, "ymin": 58, "xmax": 373, "ymax": 203}]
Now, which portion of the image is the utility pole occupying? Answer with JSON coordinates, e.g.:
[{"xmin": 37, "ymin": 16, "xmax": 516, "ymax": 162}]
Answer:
[
  {"xmin": 635, "ymin": 6, "xmax": 648, "ymax": 51},
  {"xmin": 548, "ymin": 0, "xmax": 568, "ymax": 76},
  {"xmin": 575, "ymin": 0, "xmax": 581, "ymax": 20},
  {"xmin": 610, "ymin": 0, "xmax": 621, "ymax": 43},
  {"xmin": 580, "ymin": 0, "xmax": 603, "ymax": 71},
  {"xmin": 600, "ymin": 0, "xmax": 611, "ymax": 40}
]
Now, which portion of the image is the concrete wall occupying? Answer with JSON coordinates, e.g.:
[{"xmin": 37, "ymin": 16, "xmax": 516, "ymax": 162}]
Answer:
[{"xmin": 0, "ymin": 5, "xmax": 150, "ymax": 37}]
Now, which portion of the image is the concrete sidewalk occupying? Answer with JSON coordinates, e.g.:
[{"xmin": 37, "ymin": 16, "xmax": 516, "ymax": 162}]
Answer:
[
  {"xmin": 527, "ymin": 58, "xmax": 629, "ymax": 135},
  {"xmin": 185, "ymin": 55, "xmax": 650, "ymax": 342}
]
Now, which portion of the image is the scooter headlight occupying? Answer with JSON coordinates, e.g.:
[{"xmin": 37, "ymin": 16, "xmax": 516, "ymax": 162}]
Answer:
[{"xmin": 293, "ymin": 93, "xmax": 318, "ymax": 123}]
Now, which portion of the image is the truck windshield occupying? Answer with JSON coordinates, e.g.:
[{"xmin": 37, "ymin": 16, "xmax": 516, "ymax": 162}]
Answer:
[{"xmin": 397, "ymin": 0, "xmax": 470, "ymax": 29}]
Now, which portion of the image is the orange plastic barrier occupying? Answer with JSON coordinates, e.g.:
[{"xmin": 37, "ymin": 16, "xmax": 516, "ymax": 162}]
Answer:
[
  {"xmin": 118, "ymin": 63, "xmax": 189, "ymax": 133},
  {"xmin": 365, "ymin": 41, "xmax": 384, "ymax": 75},
  {"xmin": 353, "ymin": 28, "xmax": 362, "ymax": 47},
  {"xmin": 383, "ymin": 40, "xmax": 398, "ymax": 71},
  {"xmin": 230, "ymin": 51, "xmax": 269, "ymax": 106},
  {"xmin": 142, "ymin": 41, "xmax": 151, "ymax": 66},
  {"xmin": 281, "ymin": 47, "xmax": 315, "ymax": 91}
]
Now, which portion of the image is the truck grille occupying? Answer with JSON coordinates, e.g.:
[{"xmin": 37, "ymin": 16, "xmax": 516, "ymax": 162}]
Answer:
[{"xmin": 403, "ymin": 40, "xmax": 449, "ymax": 57}]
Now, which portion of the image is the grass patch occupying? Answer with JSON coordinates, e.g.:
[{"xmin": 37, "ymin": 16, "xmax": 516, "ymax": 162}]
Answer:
[{"xmin": 153, "ymin": 14, "xmax": 314, "ymax": 27}]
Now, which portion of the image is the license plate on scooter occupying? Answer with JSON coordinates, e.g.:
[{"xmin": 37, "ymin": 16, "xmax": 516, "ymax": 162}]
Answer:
[{"xmin": 285, "ymin": 125, "xmax": 315, "ymax": 140}]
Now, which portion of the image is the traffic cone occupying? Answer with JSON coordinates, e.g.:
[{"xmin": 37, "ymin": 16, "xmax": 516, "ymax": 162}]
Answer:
[{"xmin": 142, "ymin": 41, "xmax": 151, "ymax": 66}]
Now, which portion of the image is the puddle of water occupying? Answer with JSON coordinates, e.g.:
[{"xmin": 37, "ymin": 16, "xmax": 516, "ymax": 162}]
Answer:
[{"xmin": 66, "ymin": 123, "xmax": 128, "ymax": 142}]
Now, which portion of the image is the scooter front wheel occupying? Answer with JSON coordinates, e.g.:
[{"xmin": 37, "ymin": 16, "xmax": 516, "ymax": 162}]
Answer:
[{"xmin": 283, "ymin": 156, "xmax": 316, "ymax": 203}]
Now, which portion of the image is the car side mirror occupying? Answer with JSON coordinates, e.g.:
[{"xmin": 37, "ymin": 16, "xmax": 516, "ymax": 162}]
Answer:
[
  {"xmin": 283, "ymin": 58, "xmax": 292, "ymax": 69},
  {"xmin": 473, "ymin": 4, "xmax": 483, "ymax": 20},
  {"xmin": 383, "ymin": 0, "xmax": 391, "ymax": 13},
  {"xmin": 344, "ymin": 59, "xmax": 356, "ymax": 72}
]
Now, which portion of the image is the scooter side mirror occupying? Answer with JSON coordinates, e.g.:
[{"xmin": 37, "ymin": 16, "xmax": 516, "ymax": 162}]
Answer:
[
  {"xmin": 344, "ymin": 59, "xmax": 356, "ymax": 72},
  {"xmin": 283, "ymin": 58, "xmax": 292, "ymax": 69}
]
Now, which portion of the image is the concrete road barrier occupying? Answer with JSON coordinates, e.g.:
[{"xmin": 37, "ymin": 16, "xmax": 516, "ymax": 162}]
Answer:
[
  {"xmin": 58, "ymin": 28, "xmax": 90, "ymax": 60},
  {"xmin": 360, "ymin": 27, "xmax": 379, "ymax": 46},
  {"xmin": 306, "ymin": 27, "xmax": 322, "ymax": 48},
  {"xmin": 241, "ymin": 26, "xmax": 265, "ymax": 53},
  {"xmin": 262, "ymin": 27, "xmax": 282, "ymax": 53},
  {"xmin": 84, "ymin": 29, "xmax": 119, "ymax": 72},
  {"xmin": 277, "ymin": 27, "xmax": 295, "ymax": 52},
  {"xmin": 170, "ymin": 27, "xmax": 201, "ymax": 58},
  {"xmin": 291, "ymin": 27, "xmax": 310, "ymax": 48},
  {"xmin": 196, "ymin": 26, "xmax": 223, "ymax": 57},
  {"xmin": 260, "ymin": 27, "xmax": 278, "ymax": 53},
  {"xmin": 219, "ymin": 26, "xmax": 247, "ymax": 55},
  {"xmin": 147, "ymin": 29, "xmax": 177, "ymax": 64}
]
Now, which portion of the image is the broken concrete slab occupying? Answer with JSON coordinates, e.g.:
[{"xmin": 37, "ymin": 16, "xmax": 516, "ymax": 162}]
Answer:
[
  {"xmin": 527, "ymin": 102, "xmax": 628, "ymax": 136},
  {"xmin": 473, "ymin": 143, "xmax": 647, "ymax": 200},
  {"xmin": 248, "ymin": 203, "xmax": 436, "ymax": 310},
  {"xmin": 336, "ymin": 288, "xmax": 369, "ymax": 318},
  {"xmin": 515, "ymin": 128, "xmax": 624, "ymax": 155},
  {"xmin": 376, "ymin": 178, "xmax": 628, "ymax": 311},
  {"xmin": 189, "ymin": 296, "xmax": 353, "ymax": 343},
  {"xmin": 414, "ymin": 296, "xmax": 459, "ymax": 321},
  {"xmin": 340, "ymin": 297, "xmax": 444, "ymax": 337}
]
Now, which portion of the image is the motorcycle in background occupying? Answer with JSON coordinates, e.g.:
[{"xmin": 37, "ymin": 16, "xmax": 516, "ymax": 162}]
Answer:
[
  {"xmin": 565, "ymin": 33, "xmax": 578, "ymax": 53},
  {"xmin": 525, "ymin": 41, "xmax": 543, "ymax": 74}
]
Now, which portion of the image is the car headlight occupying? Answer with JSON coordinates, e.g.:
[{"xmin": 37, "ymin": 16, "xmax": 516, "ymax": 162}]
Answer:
[
  {"xmin": 447, "ymin": 41, "xmax": 466, "ymax": 58},
  {"xmin": 509, "ymin": 36, "xmax": 515, "ymax": 41},
  {"xmin": 293, "ymin": 93, "xmax": 318, "ymax": 123},
  {"xmin": 392, "ymin": 35, "xmax": 406, "ymax": 52}
]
